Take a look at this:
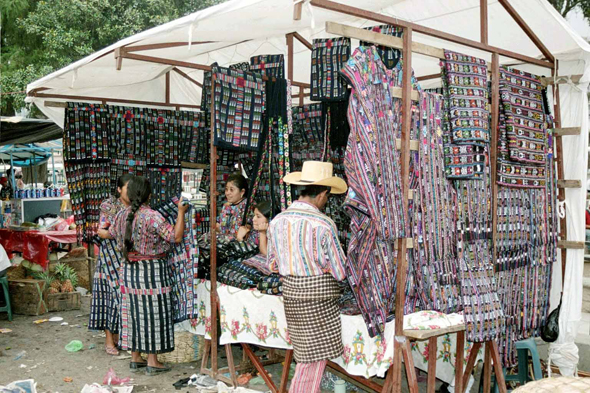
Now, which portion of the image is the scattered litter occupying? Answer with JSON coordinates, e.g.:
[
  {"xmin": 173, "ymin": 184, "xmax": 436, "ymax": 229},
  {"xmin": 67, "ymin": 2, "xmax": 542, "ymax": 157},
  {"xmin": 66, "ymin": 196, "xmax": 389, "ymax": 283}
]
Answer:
[
  {"xmin": 30, "ymin": 364, "xmax": 39, "ymax": 370},
  {"xmin": 20, "ymin": 364, "xmax": 27, "ymax": 368},
  {"xmin": 63, "ymin": 377, "xmax": 73, "ymax": 383},
  {"xmin": 87, "ymin": 366, "xmax": 93, "ymax": 370},
  {"xmin": 48, "ymin": 317, "xmax": 63, "ymax": 322},
  {"xmin": 65, "ymin": 340, "xmax": 83, "ymax": 352},
  {"xmin": 186, "ymin": 374, "xmax": 218, "ymax": 388},
  {"xmin": 89, "ymin": 344, "xmax": 96, "ymax": 349},
  {"xmin": 33, "ymin": 319, "xmax": 48, "ymax": 324},
  {"xmin": 103, "ymin": 368, "xmax": 131, "ymax": 386},
  {"xmin": 249, "ymin": 376, "xmax": 265, "ymax": 385},
  {"xmin": 0, "ymin": 328, "xmax": 12, "ymax": 334},
  {"xmin": 0, "ymin": 379, "xmax": 37, "ymax": 393},
  {"xmin": 61, "ymin": 322, "xmax": 69, "ymax": 326},
  {"xmin": 236, "ymin": 373, "xmax": 253, "ymax": 386},
  {"xmin": 76, "ymin": 287, "xmax": 88, "ymax": 296},
  {"xmin": 5, "ymin": 346, "xmax": 11, "ymax": 350},
  {"xmin": 14, "ymin": 350, "xmax": 26, "ymax": 360},
  {"xmin": 70, "ymin": 324, "xmax": 81, "ymax": 328},
  {"xmin": 92, "ymin": 333, "xmax": 107, "ymax": 338},
  {"xmin": 81, "ymin": 384, "xmax": 133, "ymax": 393},
  {"xmin": 114, "ymin": 354, "xmax": 132, "ymax": 360},
  {"xmin": 76, "ymin": 313, "xmax": 89, "ymax": 318}
]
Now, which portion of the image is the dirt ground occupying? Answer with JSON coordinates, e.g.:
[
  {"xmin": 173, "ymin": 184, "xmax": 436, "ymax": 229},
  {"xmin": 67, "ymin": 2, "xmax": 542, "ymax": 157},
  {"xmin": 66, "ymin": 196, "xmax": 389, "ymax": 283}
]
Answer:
[{"xmin": 0, "ymin": 297, "xmax": 390, "ymax": 393}]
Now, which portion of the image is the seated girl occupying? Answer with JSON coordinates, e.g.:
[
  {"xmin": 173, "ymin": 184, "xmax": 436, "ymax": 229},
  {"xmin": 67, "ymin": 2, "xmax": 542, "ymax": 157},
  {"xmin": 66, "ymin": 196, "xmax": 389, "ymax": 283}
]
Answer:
[
  {"xmin": 240, "ymin": 201, "xmax": 274, "ymax": 275},
  {"xmin": 217, "ymin": 173, "xmax": 249, "ymax": 241}
]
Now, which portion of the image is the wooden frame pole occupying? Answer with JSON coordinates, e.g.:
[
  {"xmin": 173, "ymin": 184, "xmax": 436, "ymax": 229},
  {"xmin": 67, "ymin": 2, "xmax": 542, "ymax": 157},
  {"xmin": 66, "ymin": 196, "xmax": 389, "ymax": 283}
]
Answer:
[
  {"xmin": 480, "ymin": 0, "xmax": 488, "ymax": 44},
  {"xmin": 165, "ymin": 71, "xmax": 170, "ymax": 104},
  {"xmin": 209, "ymin": 73, "xmax": 219, "ymax": 374},
  {"xmin": 287, "ymin": 33, "xmax": 294, "ymax": 81}
]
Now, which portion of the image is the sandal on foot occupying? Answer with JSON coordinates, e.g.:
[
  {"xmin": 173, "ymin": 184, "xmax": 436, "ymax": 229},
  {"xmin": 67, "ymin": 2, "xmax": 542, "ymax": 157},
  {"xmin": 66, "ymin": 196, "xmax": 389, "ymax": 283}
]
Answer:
[
  {"xmin": 105, "ymin": 346, "xmax": 119, "ymax": 356},
  {"xmin": 130, "ymin": 361, "xmax": 148, "ymax": 373},
  {"xmin": 146, "ymin": 365, "xmax": 171, "ymax": 376}
]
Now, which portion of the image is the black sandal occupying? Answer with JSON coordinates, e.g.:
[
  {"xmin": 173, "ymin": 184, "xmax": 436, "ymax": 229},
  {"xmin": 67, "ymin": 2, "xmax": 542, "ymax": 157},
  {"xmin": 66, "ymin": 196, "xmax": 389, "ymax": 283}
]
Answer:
[
  {"xmin": 146, "ymin": 365, "xmax": 171, "ymax": 376},
  {"xmin": 129, "ymin": 361, "xmax": 148, "ymax": 373}
]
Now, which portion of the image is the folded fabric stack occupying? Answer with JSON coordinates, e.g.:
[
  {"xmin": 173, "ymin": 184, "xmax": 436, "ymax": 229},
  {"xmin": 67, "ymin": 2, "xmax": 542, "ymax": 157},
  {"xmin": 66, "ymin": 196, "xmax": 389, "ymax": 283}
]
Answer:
[{"xmin": 217, "ymin": 260, "xmax": 283, "ymax": 295}]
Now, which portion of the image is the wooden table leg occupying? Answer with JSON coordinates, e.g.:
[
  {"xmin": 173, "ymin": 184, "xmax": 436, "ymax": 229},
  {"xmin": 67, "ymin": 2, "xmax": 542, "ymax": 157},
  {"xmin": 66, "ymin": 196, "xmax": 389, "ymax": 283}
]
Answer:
[
  {"xmin": 483, "ymin": 342, "xmax": 492, "ymax": 393},
  {"xmin": 402, "ymin": 339, "xmax": 419, "ymax": 393},
  {"xmin": 427, "ymin": 337, "xmax": 437, "ymax": 393},
  {"xmin": 462, "ymin": 342, "xmax": 481, "ymax": 393},
  {"xmin": 392, "ymin": 341, "xmax": 404, "ymax": 392},
  {"xmin": 242, "ymin": 343, "xmax": 278, "ymax": 393},
  {"xmin": 455, "ymin": 331, "xmax": 465, "ymax": 393},
  {"xmin": 279, "ymin": 349, "xmax": 294, "ymax": 393},
  {"xmin": 383, "ymin": 364, "xmax": 394, "ymax": 392},
  {"xmin": 490, "ymin": 341, "xmax": 507, "ymax": 393},
  {"xmin": 225, "ymin": 344, "xmax": 238, "ymax": 387},
  {"xmin": 201, "ymin": 339, "xmax": 211, "ymax": 374}
]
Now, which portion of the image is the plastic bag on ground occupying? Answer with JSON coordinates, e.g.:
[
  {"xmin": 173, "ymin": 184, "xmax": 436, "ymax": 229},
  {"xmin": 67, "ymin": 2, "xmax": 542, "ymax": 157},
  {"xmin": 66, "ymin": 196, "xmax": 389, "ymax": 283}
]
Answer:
[{"xmin": 102, "ymin": 368, "xmax": 131, "ymax": 386}]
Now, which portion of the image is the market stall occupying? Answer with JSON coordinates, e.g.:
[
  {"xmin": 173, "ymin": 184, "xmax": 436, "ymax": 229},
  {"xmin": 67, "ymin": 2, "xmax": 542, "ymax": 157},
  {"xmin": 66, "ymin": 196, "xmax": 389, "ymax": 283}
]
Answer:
[{"xmin": 25, "ymin": 1, "xmax": 589, "ymax": 392}]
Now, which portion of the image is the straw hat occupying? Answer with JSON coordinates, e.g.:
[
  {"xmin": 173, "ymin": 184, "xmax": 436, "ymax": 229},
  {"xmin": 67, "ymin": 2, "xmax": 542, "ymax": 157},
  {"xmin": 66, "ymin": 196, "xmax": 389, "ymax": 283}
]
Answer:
[{"xmin": 283, "ymin": 161, "xmax": 348, "ymax": 194}]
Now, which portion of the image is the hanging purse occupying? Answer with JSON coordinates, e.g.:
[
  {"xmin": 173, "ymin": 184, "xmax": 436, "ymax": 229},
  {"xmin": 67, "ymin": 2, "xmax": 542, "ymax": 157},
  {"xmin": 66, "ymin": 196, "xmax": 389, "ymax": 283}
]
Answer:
[{"xmin": 541, "ymin": 298, "xmax": 561, "ymax": 343}]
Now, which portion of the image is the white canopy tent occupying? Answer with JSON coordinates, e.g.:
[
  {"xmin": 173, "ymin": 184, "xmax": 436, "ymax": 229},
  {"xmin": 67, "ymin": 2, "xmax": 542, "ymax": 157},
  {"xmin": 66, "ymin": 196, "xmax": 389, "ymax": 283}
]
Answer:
[{"xmin": 27, "ymin": 0, "xmax": 590, "ymax": 376}]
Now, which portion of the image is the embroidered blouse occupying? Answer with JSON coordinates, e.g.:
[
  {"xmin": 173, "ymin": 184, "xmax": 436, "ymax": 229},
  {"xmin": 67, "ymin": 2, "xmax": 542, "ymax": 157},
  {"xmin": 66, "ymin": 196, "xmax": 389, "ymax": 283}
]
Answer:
[
  {"xmin": 109, "ymin": 205, "xmax": 175, "ymax": 256},
  {"xmin": 266, "ymin": 201, "xmax": 346, "ymax": 280},
  {"xmin": 217, "ymin": 198, "xmax": 247, "ymax": 239},
  {"xmin": 99, "ymin": 196, "xmax": 124, "ymax": 228}
]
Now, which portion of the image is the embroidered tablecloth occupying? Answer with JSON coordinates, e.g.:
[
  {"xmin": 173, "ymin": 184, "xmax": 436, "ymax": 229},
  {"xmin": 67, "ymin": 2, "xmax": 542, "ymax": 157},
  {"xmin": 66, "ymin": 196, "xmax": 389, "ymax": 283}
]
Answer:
[{"xmin": 179, "ymin": 283, "xmax": 483, "ymax": 382}]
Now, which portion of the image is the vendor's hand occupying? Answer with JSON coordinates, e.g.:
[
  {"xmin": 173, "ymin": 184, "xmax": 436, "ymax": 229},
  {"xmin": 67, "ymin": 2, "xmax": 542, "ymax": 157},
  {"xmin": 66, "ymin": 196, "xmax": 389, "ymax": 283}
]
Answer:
[
  {"xmin": 178, "ymin": 198, "xmax": 189, "ymax": 214},
  {"xmin": 236, "ymin": 226, "xmax": 251, "ymax": 242},
  {"xmin": 97, "ymin": 229, "xmax": 112, "ymax": 240},
  {"xmin": 254, "ymin": 221, "xmax": 269, "ymax": 232}
]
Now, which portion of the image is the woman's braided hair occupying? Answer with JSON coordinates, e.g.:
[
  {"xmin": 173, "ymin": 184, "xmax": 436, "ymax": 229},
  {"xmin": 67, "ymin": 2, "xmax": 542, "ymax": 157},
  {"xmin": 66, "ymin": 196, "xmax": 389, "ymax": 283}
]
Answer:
[{"xmin": 123, "ymin": 176, "xmax": 152, "ymax": 261}]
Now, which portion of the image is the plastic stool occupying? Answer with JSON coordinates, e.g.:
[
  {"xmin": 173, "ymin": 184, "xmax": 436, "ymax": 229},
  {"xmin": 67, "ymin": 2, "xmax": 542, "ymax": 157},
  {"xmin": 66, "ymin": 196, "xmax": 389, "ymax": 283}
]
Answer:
[
  {"xmin": 0, "ymin": 276, "xmax": 12, "ymax": 321},
  {"xmin": 479, "ymin": 338, "xmax": 542, "ymax": 392}
]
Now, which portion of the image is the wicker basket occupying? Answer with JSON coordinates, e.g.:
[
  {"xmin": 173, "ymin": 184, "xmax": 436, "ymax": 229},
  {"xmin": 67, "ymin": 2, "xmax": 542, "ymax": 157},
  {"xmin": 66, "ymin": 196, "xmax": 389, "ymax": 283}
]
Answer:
[
  {"xmin": 512, "ymin": 377, "xmax": 590, "ymax": 392},
  {"xmin": 142, "ymin": 331, "xmax": 205, "ymax": 364}
]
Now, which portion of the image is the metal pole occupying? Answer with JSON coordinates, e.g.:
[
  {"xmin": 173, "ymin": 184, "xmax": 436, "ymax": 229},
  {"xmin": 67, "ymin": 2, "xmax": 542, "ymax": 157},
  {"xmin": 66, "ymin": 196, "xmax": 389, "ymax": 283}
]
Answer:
[{"xmin": 51, "ymin": 149, "xmax": 56, "ymax": 186}]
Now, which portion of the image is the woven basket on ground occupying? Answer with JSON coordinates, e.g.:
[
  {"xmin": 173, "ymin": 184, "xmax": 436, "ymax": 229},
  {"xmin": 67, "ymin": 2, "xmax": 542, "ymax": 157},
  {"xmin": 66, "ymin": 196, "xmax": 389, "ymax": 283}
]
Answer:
[
  {"xmin": 141, "ymin": 331, "xmax": 205, "ymax": 364},
  {"xmin": 512, "ymin": 377, "xmax": 590, "ymax": 392}
]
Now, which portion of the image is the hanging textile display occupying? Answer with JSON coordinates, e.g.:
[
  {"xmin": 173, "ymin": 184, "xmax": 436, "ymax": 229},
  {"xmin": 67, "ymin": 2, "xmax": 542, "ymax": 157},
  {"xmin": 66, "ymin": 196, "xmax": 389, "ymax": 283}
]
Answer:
[
  {"xmin": 291, "ymin": 103, "xmax": 324, "ymax": 171},
  {"xmin": 440, "ymin": 50, "xmax": 489, "ymax": 179},
  {"xmin": 250, "ymin": 54, "xmax": 285, "ymax": 79},
  {"xmin": 63, "ymin": 103, "xmax": 110, "ymax": 161},
  {"xmin": 497, "ymin": 67, "xmax": 547, "ymax": 188},
  {"xmin": 229, "ymin": 61, "xmax": 251, "ymax": 72},
  {"xmin": 180, "ymin": 112, "xmax": 209, "ymax": 164},
  {"xmin": 109, "ymin": 159, "xmax": 146, "ymax": 196},
  {"xmin": 411, "ymin": 92, "xmax": 461, "ymax": 315},
  {"xmin": 64, "ymin": 161, "xmax": 111, "ymax": 240},
  {"xmin": 146, "ymin": 167, "xmax": 182, "ymax": 207},
  {"xmin": 200, "ymin": 62, "xmax": 218, "ymax": 111},
  {"xmin": 212, "ymin": 66, "xmax": 266, "ymax": 151},
  {"xmin": 340, "ymin": 45, "xmax": 409, "ymax": 337},
  {"xmin": 108, "ymin": 106, "xmax": 147, "ymax": 161},
  {"xmin": 455, "ymin": 171, "xmax": 506, "ymax": 343},
  {"xmin": 143, "ymin": 109, "xmax": 182, "ymax": 167},
  {"xmin": 310, "ymin": 37, "xmax": 351, "ymax": 101},
  {"xmin": 360, "ymin": 25, "xmax": 403, "ymax": 70}
]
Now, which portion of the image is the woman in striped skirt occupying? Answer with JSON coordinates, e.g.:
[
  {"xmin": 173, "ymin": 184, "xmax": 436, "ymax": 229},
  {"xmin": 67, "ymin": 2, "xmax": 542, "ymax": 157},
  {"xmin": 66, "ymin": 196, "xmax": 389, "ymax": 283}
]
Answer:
[
  {"xmin": 102, "ymin": 176, "xmax": 188, "ymax": 375},
  {"xmin": 89, "ymin": 173, "xmax": 134, "ymax": 356}
]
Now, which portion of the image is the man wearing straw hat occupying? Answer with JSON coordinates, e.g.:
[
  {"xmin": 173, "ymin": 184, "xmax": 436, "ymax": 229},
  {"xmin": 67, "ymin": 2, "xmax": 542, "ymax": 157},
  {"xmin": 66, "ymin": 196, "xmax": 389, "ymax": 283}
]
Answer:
[{"xmin": 267, "ymin": 161, "xmax": 348, "ymax": 393}]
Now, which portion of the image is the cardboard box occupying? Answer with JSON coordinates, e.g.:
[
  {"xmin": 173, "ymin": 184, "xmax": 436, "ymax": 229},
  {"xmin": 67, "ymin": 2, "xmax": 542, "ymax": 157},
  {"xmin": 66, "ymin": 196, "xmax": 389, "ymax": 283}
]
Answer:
[
  {"xmin": 46, "ymin": 292, "xmax": 81, "ymax": 312},
  {"xmin": 8, "ymin": 279, "xmax": 47, "ymax": 316}
]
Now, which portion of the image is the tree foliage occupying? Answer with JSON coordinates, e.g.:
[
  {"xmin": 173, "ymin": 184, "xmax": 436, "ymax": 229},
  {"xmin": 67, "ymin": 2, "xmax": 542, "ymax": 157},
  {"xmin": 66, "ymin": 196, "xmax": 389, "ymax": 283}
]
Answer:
[
  {"xmin": 548, "ymin": 0, "xmax": 590, "ymax": 19},
  {"xmin": 1, "ymin": 0, "xmax": 223, "ymax": 116}
]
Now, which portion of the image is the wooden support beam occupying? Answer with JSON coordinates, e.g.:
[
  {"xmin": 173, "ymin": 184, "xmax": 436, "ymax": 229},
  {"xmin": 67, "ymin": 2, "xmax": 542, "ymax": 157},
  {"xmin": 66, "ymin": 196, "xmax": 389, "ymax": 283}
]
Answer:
[
  {"xmin": 165, "ymin": 71, "xmax": 170, "ymax": 104},
  {"xmin": 173, "ymin": 67, "xmax": 203, "ymax": 87},
  {"xmin": 293, "ymin": 0, "xmax": 303, "ymax": 20},
  {"xmin": 115, "ymin": 48, "xmax": 123, "ymax": 71},
  {"xmin": 292, "ymin": 31, "xmax": 313, "ymax": 50},
  {"xmin": 461, "ymin": 342, "xmax": 482, "ymax": 393},
  {"xmin": 125, "ymin": 41, "xmax": 216, "ymax": 52},
  {"xmin": 497, "ymin": 0, "xmax": 554, "ymax": 62},
  {"xmin": 395, "ymin": 139, "xmax": 419, "ymax": 151},
  {"xmin": 489, "ymin": 342, "xmax": 507, "ymax": 393},
  {"xmin": 209, "ymin": 74, "xmax": 219, "ymax": 374},
  {"xmin": 326, "ymin": 21, "xmax": 445, "ymax": 61},
  {"xmin": 279, "ymin": 350, "xmax": 293, "ymax": 393},
  {"xmin": 391, "ymin": 87, "xmax": 419, "ymax": 101},
  {"xmin": 417, "ymin": 73, "xmax": 442, "ymax": 82},
  {"xmin": 122, "ymin": 52, "xmax": 213, "ymax": 71},
  {"xmin": 455, "ymin": 331, "xmax": 465, "ymax": 393},
  {"xmin": 39, "ymin": 96, "xmax": 200, "ymax": 110},
  {"xmin": 313, "ymin": 0, "xmax": 554, "ymax": 68},
  {"xmin": 557, "ymin": 240, "xmax": 585, "ymax": 250},
  {"xmin": 427, "ymin": 337, "xmax": 437, "ymax": 393},
  {"xmin": 480, "ymin": 0, "xmax": 488, "ymax": 44},
  {"xmin": 557, "ymin": 179, "xmax": 582, "ymax": 188},
  {"xmin": 394, "ymin": 238, "xmax": 414, "ymax": 250},
  {"xmin": 242, "ymin": 344, "xmax": 278, "ymax": 393},
  {"xmin": 553, "ymin": 127, "xmax": 581, "ymax": 136},
  {"xmin": 287, "ymin": 33, "xmax": 294, "ymax": 81}
]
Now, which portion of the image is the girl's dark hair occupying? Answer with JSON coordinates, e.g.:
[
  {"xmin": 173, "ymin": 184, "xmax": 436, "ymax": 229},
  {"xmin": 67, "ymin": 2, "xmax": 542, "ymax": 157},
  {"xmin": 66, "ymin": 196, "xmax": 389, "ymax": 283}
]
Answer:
[
  {"xmin": 123, "ymin": 176, "xmax": 152, "ymax": 261},
  {"xmin": 253, "ymin": 201, "xmax": 274, "ymax": 220},
  {"xmin": 227, "ymin": 173, "xmax": 248, "ymax": 194},
  {"xmin": 115, "ymin": 174, "xmax": 135, "ymax": 198}
]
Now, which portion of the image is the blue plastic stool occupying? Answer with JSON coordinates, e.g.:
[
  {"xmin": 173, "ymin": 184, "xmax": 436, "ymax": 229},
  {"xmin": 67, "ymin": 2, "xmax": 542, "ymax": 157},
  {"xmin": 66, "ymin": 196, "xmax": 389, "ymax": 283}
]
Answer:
[
  {"xmin": 479, "ymin": 338, "xmax": 542, "ymax": 392},
  {"xmin": 0, "ymin": 276, "xmax": 12, "ymax": 321}
]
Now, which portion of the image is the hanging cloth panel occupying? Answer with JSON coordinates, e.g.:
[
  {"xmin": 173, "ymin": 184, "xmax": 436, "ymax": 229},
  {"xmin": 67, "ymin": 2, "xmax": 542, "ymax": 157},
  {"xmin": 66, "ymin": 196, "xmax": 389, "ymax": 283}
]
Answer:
[
  {"xmin": 340, "ymin": 46, "xmax": 409, "ymax": 337},
  {"xmin": 250, "ymin": 54, "xmax": 285, "ymax": 79},
  {"xmin": 310, "ymin": 37, "xmax": 351, "ymax": 101},
  {"xmin": 360, "ymin": 25, "xmax": 403, "ymax": 70},
  {"xmin": 212, "ymin": 66, "xmax": 266, "ymax": 151}
]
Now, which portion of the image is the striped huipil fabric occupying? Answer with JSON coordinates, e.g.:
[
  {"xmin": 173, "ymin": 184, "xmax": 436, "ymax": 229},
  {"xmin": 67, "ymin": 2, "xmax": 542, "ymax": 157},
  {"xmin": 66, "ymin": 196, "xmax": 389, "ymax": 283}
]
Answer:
[
  {"xmin": 266, "ymin": 200, "xmax": 346, "ymax": 280},
  {"xmin": 339, "ymin": 46, "xmax": 409, "ymax": 338},
  {"xmin": 310, "ymin": 37, "xmax": 351, "ymax": 101}
]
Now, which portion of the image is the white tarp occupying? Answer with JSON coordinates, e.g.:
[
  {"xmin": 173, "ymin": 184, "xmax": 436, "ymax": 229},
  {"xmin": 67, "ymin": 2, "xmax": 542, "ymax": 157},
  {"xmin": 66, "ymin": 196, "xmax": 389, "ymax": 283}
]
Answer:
[{"xmin": 26, "ymin": 0, "xmax": 590, "ymax": 375}]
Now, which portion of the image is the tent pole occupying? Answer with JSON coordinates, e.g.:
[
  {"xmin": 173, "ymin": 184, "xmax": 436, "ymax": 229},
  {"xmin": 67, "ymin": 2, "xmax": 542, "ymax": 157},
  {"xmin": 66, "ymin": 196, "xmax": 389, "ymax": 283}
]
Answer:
[
  {"xmin": 209, "ymin": 73, "xmax": 219, "ymax": 375},
  {"xmin": 480, "ymin": 0, "xmax": 488, "ymax": 44},
  {"xmin": 310, "ymin": 0, "xmax": 553, "ymax": 69}
]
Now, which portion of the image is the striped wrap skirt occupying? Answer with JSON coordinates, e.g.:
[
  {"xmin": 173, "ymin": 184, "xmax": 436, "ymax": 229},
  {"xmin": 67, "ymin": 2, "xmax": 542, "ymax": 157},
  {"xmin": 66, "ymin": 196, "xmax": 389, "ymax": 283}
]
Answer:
[
  {"xmin": 88, "ymin": 240, "xmax": 121, "ymax": 334},
  {"xmin": 119, "ymin": 257, "xmax": 174, "ymax": 354},
  {"xmin": 283, "ymin": 274, "xmax": 343, "ymax": 363}
]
